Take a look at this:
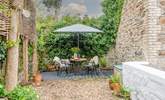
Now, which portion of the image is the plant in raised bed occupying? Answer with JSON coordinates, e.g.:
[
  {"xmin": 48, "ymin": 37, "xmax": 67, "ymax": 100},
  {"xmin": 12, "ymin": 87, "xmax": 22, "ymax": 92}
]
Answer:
[{"xmin": 99, "ymin": 56, "xmax": 107, "ymax": 68}]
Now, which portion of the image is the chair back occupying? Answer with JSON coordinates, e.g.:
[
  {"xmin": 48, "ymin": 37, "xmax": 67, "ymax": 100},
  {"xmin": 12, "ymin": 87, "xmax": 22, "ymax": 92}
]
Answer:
[
  {"xmin": 90, "ymin": 56, "xmax": 99, "ymax": 65},
  {"xmin": 53, "ymin": 56, "xmax": 61, "ymax": 65}
]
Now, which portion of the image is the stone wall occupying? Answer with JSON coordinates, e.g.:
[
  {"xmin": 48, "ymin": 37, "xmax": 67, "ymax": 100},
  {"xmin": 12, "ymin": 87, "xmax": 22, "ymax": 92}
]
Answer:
[
  {"xmin": 123, "ymin": 62, "xmax": 165, "ymax": 100},
  {"xmin": 116, "ymin": 0, "xmax": 165, "ymax": 69},
  {"xmin": 116, "ymin": 0, "xmax": 147, "ymax": 63}
]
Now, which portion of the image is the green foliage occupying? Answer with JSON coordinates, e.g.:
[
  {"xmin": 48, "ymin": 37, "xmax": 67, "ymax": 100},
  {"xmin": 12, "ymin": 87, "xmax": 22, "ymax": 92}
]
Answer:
[
  {"xmin": 101, "ymin": 0, "xmax": 124, "ymax": 44},
  {"xmin": 70, "ymin": 47, "xmax": 80, "ymax": 54},
  {"xmin": 0, "ymin": 84, "xmax": 7, "ymax": 97},
  {"xmin": 0, "ymin": 1, "xmax": 11, "ymax": 17},
  {"xmin": 8, "ymin": 86, "xmax": 39, "ymax": 100},
  {"xmin": 120, "ymin": 86, "xmax": 131, "ymax": 99},
  {"xmin": 99, "ymin": 56, "xmax": 107, "ymax": 67},
  {"xmin": 43, "ymin": 0, "xmax": 62, "ymax": 8},
  {"xmin": 109, "ymin": 74, "xmax": 121, "ymax": 83}
]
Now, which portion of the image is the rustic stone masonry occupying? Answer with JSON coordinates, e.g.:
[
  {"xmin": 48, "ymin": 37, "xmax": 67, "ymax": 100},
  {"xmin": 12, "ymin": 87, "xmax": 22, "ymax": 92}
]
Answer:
[{"xmin": 116, "ymin": 0, "xmax": 165, "ymax": 69}]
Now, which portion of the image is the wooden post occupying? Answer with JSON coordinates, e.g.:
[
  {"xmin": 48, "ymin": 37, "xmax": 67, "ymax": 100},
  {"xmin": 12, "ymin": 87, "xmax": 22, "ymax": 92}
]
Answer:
[
  {"xmin": 5, "ymin": 0, "xmax": 24, "ymax": 91},
  {"xmin": 32, "ymin": 35, "xmax": 38, "ymax": 76},
  {"xmin": 23, "ymin": 36, "xmax": 29, "ymax": 82},
  {"xmin": 5, "ymin": 9, "xmax": 19, "ymax": 91}
]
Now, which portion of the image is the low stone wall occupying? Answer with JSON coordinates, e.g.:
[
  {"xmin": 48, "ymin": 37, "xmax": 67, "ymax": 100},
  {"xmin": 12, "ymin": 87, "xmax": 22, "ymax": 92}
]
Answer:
[{"xmin": 123, "ymin": 62, "xmax": 165, "ymax": 100}]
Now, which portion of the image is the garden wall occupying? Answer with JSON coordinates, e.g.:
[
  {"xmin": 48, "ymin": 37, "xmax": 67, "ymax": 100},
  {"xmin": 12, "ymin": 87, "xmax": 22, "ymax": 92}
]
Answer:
[
  {"xmin": 115, "ymin": 0, "xmax": 165, "ymax": 69},
  {"xmin": 123, "ymin": 62, "xmax": 165, "ymax": 100}
]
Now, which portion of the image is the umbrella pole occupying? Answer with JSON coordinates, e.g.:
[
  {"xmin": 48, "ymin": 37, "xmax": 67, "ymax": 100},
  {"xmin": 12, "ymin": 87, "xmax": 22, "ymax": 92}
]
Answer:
[{"xmin": 77, "ymin": 33, "xmax": 79, "ymax": 48}]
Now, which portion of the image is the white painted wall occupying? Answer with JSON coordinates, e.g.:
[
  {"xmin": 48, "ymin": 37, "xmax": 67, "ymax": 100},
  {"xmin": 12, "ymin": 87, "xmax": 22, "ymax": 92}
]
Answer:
[{"xmin": 123, "ymin": 62, "xmax": 165, "ymax": 100}]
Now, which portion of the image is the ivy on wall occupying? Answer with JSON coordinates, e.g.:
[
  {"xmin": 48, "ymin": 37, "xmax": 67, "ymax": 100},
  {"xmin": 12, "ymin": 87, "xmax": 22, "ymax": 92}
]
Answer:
[{"xmin": 101, "ymin": 0, "xmax": 124, "ymax": 45}]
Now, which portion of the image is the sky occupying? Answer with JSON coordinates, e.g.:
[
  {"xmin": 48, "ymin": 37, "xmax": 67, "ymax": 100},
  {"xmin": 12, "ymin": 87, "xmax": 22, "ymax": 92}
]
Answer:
[
  {"xmin": 36, "ymin": 0, "xmax": 103, "ymax": 18},
  {"xmin": 60, "ymin": 0, "xmax": 103, "ymax": 17}
]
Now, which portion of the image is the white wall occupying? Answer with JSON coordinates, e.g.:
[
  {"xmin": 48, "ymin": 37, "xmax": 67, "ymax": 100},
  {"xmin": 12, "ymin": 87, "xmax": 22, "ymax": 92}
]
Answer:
[{"xmin": 123, "ymin": 62, "xmax": 165, "ymax": 100}]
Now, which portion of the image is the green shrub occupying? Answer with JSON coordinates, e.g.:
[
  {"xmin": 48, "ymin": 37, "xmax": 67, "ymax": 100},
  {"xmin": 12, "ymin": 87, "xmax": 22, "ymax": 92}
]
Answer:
[
  {"xmin": 109, "ymin": 74, "xmax": 121, "ymax": 83},
  {"xmin": 0, "ymin": 84, "xmax": 7, "ymax": 97},
  {"xmin": 8, "ymin": 86, "xmax": 39, "ymax": 100},
  {"xmin": 99, "ymin": 56, "xmax": 107, "ymax": 67}
]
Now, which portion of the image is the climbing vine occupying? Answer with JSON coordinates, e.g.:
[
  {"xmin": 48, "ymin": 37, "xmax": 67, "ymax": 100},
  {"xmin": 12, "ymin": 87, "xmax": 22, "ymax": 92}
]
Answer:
[
  {"xmin": 101, "ymin": 0, "xmax": 124, "ymax": 45},
  {"xmin": 6, "ymin": 39, "xmax": 20, "ymax": 48},
  {"xmin": 0, "ymin": 0, "xmax": 11, "ymax": 17}
]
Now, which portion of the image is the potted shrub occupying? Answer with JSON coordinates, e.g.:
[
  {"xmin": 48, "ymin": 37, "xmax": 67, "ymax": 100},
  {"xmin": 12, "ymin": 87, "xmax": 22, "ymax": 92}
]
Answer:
[
  {"xmin": 0, "ymin": 84, "xmax": 7, "ymax": 100},
  {"xmin": 70, "ymin": 47, "xmax": 80, "ymax": 59},
  {"xmin": 109, "ymin": 74, "xmax": 121, "ymax": 94},
  {"xmin": 118, "ymin": 86, "xmax": 131, "ymax": 100}
]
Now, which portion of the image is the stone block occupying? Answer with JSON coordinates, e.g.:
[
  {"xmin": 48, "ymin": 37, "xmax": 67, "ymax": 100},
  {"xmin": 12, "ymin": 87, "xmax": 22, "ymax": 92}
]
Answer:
[
  {"xmin": 159, "ymin": 16, "xmax": 165, "ymax": 25},
  {"xmin": 159, "ymin": 50, "xmax": 165, "ymax": 56},
  {"xmin": 160, "ymin": 0, "xmax": 165, "ymax": 6}
]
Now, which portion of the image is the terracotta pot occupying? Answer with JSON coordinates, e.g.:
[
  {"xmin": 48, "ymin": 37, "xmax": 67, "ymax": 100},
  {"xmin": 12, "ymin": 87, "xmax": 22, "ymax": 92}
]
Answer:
[
  {"xmin": 34, "ymin": 72, "xmax": 42, "ymax": 86},
  {"xmin": 110, "ymin": 83, "xmax": 121, "ymax": 93}
]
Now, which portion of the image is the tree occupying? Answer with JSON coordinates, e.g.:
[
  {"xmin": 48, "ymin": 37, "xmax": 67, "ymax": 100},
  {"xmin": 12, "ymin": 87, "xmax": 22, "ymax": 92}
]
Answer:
[
  {"xmin": 101, "ymin": 0, "xmax": 124, "ymax": 45},
  {"xmin": 43, "ymin": 0, "xmax": 62, "ymax": 17},
  {"xmin": 5, "ymin": 0, "xmax": 24, "ymax": 91},
  {"xmin": 31, "ymin": 0, "xmax": 38, "ymax": 76},
  {"xmin": 22, "ymin": 0, "xmax": 29, "ymax": 83}
]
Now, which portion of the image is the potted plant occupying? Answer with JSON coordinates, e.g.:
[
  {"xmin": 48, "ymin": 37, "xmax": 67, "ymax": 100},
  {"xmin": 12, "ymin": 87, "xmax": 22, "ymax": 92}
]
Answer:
[
  {"xmin": 33, "ymin": 71, "xmax": 42, "ymax": 86},
  {"xmin": 109, "ymin": 74, "xmax": 121, "ymax": 94},
  {"xmin": 118, "ymin": 86, "xmax": 131, "ymax": 100},
  {"xmin": 99, "ymin": 56, "xmax": 107, "ymax": 68},
  {"xmin": 70, "ymin": 47, "xmax": 80, "ymax": 59}
]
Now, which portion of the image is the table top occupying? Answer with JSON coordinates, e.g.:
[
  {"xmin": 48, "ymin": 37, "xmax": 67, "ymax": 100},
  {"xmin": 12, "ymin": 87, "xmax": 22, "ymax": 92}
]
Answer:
[{"xmin": 70, "ymin": 58, "xmax": 87, "ymax": 62}]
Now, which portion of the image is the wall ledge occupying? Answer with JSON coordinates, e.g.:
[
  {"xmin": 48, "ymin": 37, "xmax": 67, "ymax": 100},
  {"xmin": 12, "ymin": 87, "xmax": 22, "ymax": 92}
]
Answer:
[{"xmin": 123, "ymin": 61, "xmax": 165, "ymax": 80}]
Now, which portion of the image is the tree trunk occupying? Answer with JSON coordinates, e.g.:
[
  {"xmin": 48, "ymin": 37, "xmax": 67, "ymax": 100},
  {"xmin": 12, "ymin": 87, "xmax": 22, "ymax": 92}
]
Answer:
[
  {"xmin": 31, "ymin": 0, "xmax": 38, "ymax": 76},
  {"xmin": 23, "ymin": 37, "xmax": 29, "ymax": 82},
  {"xmin": 5, "ymin": 9, "xmax": 19, "ymax": 91},
  {"xmin": 32, "ymin": 36, "xmax": 38, "ymax": 76}
]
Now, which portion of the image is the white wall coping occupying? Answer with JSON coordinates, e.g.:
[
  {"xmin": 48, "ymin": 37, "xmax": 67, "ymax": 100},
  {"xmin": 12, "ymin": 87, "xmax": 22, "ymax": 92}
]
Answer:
[{"xmin": 123, "ymin": 61, "xmax": 165, "ymax": 80}]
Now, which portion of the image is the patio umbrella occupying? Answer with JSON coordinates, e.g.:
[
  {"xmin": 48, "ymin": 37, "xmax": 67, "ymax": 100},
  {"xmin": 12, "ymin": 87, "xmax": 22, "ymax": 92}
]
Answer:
[{"xmin": 54, "ymin": 24, "xmax": 103, "ymax": 48}]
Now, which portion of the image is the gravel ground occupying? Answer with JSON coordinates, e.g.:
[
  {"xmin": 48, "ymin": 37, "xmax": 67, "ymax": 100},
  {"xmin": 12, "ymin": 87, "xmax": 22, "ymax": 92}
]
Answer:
[{"xmin": 35, "ymin": 78, "xmax": 120, "ymax": 100}]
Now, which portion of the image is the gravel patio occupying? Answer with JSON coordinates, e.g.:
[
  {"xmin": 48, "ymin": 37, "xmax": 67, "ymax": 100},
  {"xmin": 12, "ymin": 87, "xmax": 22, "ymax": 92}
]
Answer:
[{"xmin": 35, "ymin": 78, "xmax": 120, "ymax": 100}]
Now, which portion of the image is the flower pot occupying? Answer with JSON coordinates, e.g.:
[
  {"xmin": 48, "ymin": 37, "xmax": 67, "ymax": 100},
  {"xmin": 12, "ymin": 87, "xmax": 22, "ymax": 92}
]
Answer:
[
  {"xmin": 118, "ymin": 94, "xmax": 131, "ymax": 100},
  {"xmin": 33, "ymin": 72, "xmax": 42, "ymax": 86},
  {"xmin": 110, "ymin": 83, "xmax": 121, "ymax": 93}
]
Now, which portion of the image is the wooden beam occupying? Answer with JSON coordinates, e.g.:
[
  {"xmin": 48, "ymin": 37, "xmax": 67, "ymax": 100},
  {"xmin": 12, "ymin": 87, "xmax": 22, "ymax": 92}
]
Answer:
[{"xmin": 23, "ymin": 37, "xmax": 29, "ymax": 82}]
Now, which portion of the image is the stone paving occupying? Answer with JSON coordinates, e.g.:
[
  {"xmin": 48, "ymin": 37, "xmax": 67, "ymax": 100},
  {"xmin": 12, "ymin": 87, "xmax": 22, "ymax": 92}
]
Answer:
[{"xmin": 35, "ymin": 78, "xmax": 120, "ymax": 100}]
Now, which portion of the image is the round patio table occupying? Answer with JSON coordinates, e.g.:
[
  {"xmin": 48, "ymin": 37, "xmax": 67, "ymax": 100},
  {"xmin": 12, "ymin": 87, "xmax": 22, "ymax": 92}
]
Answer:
[
  {"xmin": 70, "ymin": 58, "xmax": 87, "ymax": 62},
  {"xmin": 70, "ymin": 58, "xmax": 87, "ymax": 74}
]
